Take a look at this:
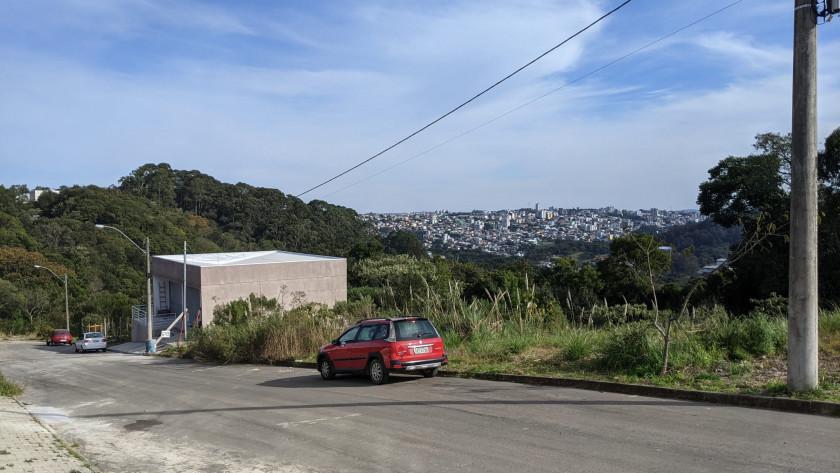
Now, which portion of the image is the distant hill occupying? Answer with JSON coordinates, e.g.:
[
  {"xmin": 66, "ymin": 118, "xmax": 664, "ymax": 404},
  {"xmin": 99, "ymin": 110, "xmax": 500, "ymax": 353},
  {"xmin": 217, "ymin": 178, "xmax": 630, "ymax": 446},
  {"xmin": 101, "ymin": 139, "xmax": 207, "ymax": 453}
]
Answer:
[{"xmin": 0, "ymin": 164, "xmax": 376, "ymax": 334}]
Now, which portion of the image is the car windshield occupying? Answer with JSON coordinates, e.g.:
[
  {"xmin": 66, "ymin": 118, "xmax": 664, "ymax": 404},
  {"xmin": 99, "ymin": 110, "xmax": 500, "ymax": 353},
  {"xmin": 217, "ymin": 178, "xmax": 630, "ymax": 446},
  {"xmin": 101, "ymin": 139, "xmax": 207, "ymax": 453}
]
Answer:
[
  {"xmin": 53, "ymin": 330, "xmax": 69, "ymax": 334},
  {"xmin": 394, "ymin": 319, "xmax": 438, "ymax": 341},
  {"xmin": 85, "ymin": 332, "xmax": 103, "ymax": 338}
]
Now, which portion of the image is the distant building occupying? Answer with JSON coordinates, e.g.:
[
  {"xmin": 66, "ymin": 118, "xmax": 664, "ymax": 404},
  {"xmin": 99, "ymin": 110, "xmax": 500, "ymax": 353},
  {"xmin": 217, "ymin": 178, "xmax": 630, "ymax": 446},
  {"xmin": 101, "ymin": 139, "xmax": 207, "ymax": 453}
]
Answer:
[{"xmin": 29, "ymin": 188, "xmax": 58, "ymax": 202}]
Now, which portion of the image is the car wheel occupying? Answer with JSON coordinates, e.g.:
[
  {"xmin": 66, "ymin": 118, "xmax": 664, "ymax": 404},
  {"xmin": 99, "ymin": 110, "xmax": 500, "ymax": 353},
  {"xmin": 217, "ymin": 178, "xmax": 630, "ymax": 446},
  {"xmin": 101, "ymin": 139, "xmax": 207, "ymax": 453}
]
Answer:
[
  {"xmin": 102, "ymin": 348, "xmax": 107, "ymax": 352},
  {"xmin": 368, "ymin": 358, "xmax": 389, "ymax": 385},
  {"xmin": 422, "ymin": 368, "xmax": 439, "ymax": 378},
  {"xmin": 319, "ymin": 358, "xmax": 336, "ymax": 380},
  {"xmin": 46, "ymin": 341, "xmax": 51, "ymax": 346}
]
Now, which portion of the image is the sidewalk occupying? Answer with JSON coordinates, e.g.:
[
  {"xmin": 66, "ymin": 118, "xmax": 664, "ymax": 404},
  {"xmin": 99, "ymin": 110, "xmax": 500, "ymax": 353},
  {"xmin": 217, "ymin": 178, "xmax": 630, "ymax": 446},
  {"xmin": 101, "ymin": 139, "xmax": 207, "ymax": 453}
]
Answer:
[{"xmin": 0, "ymin": 397, "xmax": 93, "ymax": 473}]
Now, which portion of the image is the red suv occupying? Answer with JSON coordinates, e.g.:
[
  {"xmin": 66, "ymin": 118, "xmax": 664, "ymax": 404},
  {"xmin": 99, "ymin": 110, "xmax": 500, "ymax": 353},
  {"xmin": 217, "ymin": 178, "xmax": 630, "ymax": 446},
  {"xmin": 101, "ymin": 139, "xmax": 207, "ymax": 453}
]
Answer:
[
  {"xmin": 317, "ymin": 317, "xmax": 447, "ymax": 385},
  {"xmin": 46, "ymin": 329, "xmax": 73, "ymax": 346}
]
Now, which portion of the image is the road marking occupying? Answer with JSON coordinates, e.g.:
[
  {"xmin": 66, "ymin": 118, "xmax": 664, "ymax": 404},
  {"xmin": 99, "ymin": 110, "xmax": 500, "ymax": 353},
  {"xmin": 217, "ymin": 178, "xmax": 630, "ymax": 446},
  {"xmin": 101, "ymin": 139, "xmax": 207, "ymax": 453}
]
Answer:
[{"xmin": 277, "ymin": 413, "xmax": 361, "ymax": 429}]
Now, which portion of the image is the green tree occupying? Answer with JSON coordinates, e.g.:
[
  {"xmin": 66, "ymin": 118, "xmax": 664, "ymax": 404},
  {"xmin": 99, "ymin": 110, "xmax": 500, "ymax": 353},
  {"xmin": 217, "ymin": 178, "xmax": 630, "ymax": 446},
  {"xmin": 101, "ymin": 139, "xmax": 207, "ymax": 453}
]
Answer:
[
  {"xmin": 382, "ymin": 231, "xmax": 426, "ymax": 259},
  {"xmin": 598, "ymin": 234, "xmax": 671, "ymax": 305},
  {"xmin": 696, "ymin": 129, "xmax": 840, "ymax": 310}
]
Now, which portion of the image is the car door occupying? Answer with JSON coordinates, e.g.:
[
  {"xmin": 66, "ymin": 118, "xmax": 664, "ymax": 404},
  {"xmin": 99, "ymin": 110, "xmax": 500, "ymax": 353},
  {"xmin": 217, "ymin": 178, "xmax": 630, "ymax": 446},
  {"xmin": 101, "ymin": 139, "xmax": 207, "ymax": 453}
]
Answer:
[
  {"xmin": 331, "ymin": 326, "xmax": 361, "ymax": 371},
  {"xmin": 349, "ymin": 324, "xmax": 388, "ymax": 371}
]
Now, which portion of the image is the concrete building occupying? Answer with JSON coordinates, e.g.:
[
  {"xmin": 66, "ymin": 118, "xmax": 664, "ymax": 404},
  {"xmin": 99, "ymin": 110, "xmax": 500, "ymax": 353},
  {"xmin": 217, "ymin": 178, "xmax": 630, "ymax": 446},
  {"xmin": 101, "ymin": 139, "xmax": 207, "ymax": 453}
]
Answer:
[
  {"xmin": 132, "ymin": 250, "xmax": 346, "ymax": 341},
  {"xmin": 28, "ymin": 188, "xmax": 58, "ymax": 202}
]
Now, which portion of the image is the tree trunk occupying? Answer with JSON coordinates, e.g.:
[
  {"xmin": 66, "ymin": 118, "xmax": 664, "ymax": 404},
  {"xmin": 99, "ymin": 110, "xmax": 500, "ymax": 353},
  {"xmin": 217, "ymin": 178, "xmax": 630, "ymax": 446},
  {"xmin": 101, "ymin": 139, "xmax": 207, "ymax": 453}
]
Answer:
[{"xmin": 660, "ymin": 315, "xmax": 673, "ymax": 375}]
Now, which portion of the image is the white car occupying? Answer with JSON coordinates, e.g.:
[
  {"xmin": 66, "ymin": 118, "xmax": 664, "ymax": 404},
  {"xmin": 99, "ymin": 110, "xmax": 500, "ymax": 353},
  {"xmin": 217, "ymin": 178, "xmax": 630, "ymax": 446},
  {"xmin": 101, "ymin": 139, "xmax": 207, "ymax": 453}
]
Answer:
[{"xmin": 75, "ymin": 332, "xmax": 107, "ymax": 353}]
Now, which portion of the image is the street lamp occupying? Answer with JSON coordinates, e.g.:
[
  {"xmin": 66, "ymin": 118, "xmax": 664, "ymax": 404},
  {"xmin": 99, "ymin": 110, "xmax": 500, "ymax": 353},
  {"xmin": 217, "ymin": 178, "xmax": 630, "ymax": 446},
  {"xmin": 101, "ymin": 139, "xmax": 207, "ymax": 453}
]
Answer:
[
  {"xmin": 95, "ymin": 224, "xmax": 154, "ymax": 353},
  {"xmin": 33, "ymin": 265, "xmax": 69, "ymax": 331}
]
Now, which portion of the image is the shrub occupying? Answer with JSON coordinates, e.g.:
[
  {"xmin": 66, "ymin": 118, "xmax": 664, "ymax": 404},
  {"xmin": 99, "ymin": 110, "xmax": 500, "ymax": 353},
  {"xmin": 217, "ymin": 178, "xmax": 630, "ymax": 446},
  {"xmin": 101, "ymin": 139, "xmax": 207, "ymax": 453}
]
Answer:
[
  {"xmin": 36, "ymin": 322, "xmax": 54, "ymax": 339},
  {"xmin": 710, "ymin": 316, "xmax": 786, "ymax": 360},
  {"xmin": 560, "ymin": 329, "xmax": 599, "ymax": 362},
  {"xmin": 188, "ymin": 303, "xmax": 348, "ymax": 364},
  {"xmin": 261, "ymin": 305, "xmax": 346, "ymax": 362},
  {"xmin": 667, "ymin": 332, "xmax": 724, "ymax": 370},
  {"xmin": 820, "ymin": 309, "xmax": 840, "ymax": 336},
  {"xmin": 464, "ymin": 331, "xmax": 535, "ymax": 361},
  {"xmin": 748, "ymin": 294, "xmax": 787, "ymax": 319},
  {"xmin": 600, "ymin": 323, "xmax": 662, "ymax": 375}
]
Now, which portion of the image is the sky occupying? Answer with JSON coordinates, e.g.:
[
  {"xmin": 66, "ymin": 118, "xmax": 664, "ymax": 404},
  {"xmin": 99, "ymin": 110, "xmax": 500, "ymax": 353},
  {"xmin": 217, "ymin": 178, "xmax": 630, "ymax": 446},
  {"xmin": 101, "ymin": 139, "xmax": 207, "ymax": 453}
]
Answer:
[{"xmin": 1, "ymin": 0, "xmax": 839, "ymax": 213}]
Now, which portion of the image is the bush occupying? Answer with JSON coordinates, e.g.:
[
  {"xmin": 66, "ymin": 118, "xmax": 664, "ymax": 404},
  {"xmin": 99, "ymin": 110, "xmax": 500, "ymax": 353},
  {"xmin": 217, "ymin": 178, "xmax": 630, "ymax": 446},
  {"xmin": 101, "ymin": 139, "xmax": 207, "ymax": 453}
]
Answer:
[
  {"xmin": 36, "ymin": 322, "xmax": 54, "ymax": 339},
  {"xmin": 667, "ymin": 332, "xmax": 724, "ymax": 370},
  {"xmin": 261, "ymin": 305, "xmax": 346, "ymax": 362},
  {"xmin": 749, "ymin": 294, "xmax": 787, "ymax": 319},
  {"xmin": 558, "ymin": 329, "xmax": 599, "ymax": 362},
  {"xmin": 600, "ymin": 323, "xmax": 662, "ymax": 375},
  {"xmin": 820, "ymin": 309, "xmax": 840, "ymax": 336},
  {"xmin": 188, "ymin": 303, "xmax": 348, "ymax": 364},
  {"xmin": 464, "ymin": 331, "xmax": 536, "ymax": 361},
  {"xmin": 710, "ymin": 316, "xmax": 786, "ymax": 360}
]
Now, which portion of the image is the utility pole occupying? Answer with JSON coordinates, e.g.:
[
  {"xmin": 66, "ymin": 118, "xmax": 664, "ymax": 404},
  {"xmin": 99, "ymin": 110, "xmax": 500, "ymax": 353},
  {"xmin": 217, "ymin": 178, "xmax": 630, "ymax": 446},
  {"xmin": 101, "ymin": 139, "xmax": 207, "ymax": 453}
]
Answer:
[
  {"xmin": 146, "ymin": 236, "xmax": 154, "ymax": 353},
  {"xmin": 788, "ymin": 0, "xmax": 819, "ymax": 391},
  {"xmin": 64, "ymin": 274, "xmax": 69, "ymax": 332},
  {"xmin": 95, "ymin": 224, "xmax": 154, "ymax": 353},
  {"xmin": 183, "ymin": 240, "xmax": 188, "ymax": 341}
]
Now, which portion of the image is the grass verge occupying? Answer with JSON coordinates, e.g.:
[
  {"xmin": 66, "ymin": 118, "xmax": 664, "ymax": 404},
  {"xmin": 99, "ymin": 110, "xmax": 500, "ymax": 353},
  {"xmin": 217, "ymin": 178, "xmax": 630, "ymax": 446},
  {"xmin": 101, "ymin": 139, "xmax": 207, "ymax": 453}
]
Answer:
[{"xmin": 0, "ymin": 370, "xmax": 23, "ymax": 397}]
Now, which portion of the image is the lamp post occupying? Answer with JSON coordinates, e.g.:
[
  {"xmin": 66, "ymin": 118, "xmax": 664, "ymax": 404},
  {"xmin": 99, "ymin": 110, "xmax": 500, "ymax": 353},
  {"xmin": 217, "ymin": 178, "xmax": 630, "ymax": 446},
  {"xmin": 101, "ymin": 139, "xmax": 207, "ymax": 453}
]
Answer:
[
  {"xmin": 33, "ymin": 265, "xmax": 69, "ymax": 331},
  {"xmin": 95, "ymin": 224, "xmax": 154, "ymax": 353}
]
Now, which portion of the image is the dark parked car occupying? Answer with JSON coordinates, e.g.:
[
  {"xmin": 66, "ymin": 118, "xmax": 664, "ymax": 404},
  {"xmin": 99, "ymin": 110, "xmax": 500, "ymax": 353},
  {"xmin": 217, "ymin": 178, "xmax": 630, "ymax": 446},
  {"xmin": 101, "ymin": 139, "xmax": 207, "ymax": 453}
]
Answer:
[{"xmin": 46, "ymin": 329, "xmax": 73, "ymax": 346}]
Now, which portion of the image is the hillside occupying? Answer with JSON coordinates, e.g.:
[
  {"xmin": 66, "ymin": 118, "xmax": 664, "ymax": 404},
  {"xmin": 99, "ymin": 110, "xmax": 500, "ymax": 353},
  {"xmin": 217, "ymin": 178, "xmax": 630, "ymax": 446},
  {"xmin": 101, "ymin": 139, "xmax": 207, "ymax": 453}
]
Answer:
[{"xmin": 0, "ymin": 164, "xmax": 375, "ymax": 335}]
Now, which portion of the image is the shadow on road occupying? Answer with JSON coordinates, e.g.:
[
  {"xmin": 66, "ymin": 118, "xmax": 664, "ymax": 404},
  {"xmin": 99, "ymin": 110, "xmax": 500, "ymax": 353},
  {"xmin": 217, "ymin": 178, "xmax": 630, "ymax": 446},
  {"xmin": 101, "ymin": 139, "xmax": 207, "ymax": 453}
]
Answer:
[
  {"xmin": 32, "ymin": 343, "xmax": 114, "ymax": 355},
  {"xmin": 31, "ymin": 343, "xmax": 75, "ymax": 354},
  {"xmin": 76, "ymin": 390, "xmax": 701, "ymax": 420},
  {"xmin": 258, "ymin": 374, "xmax": 417, "ymax": 389}
]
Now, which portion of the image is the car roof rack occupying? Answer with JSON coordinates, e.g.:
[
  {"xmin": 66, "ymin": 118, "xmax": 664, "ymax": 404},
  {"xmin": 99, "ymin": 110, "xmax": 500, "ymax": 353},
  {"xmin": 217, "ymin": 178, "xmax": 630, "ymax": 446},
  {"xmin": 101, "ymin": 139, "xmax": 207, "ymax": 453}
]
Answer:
[{"xmin": 355, "ymin": 317, "xmax": 391, "ymax": 324}]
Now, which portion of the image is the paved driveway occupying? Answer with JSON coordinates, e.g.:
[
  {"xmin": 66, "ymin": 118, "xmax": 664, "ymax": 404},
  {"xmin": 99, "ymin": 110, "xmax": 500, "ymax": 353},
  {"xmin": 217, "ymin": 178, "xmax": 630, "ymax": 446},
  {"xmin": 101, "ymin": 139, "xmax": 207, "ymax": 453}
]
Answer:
[{"xmin": 1, "ymin": 341, "xmax": 838, "ymax": 472}]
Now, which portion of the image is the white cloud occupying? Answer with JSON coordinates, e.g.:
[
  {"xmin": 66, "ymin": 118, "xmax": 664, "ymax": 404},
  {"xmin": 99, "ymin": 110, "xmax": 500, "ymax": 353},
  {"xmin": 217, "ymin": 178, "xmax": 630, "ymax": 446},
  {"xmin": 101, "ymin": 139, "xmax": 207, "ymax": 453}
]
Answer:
[{"xmin": 1, "ymin": 0, "xmax": 838, "ymax": 214}]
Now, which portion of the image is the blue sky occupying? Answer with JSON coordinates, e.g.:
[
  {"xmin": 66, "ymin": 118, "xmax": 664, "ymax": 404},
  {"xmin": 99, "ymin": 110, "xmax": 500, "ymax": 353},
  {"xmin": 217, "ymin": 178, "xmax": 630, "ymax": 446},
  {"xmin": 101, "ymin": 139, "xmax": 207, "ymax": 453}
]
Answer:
[{"xmin": 1, "ymin": 0, "xmax": 839, "ymax": 212}]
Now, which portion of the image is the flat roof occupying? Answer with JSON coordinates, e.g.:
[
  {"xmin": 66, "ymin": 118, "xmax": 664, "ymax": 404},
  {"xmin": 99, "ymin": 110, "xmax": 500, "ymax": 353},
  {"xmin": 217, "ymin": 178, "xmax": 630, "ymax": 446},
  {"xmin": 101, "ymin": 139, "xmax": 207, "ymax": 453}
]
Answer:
[{"xmin": 154, "ymin": 250, "xmax": 342, "ymax": 268}]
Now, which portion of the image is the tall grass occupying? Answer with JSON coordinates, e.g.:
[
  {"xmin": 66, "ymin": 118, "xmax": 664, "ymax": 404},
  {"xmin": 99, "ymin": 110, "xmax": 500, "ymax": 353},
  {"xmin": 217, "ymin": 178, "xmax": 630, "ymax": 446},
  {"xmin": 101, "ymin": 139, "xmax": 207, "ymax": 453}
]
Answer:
[
  {"xmin": 189, "ymin": 304, "xmax": 350, "ymax": 363},
  {"xmin": 186, "ymin": 285, "xmax": 809, "ymax": 381},
  {"xmin": 0, "ymin": 370, "xmax": 22, "ymax": 397}
]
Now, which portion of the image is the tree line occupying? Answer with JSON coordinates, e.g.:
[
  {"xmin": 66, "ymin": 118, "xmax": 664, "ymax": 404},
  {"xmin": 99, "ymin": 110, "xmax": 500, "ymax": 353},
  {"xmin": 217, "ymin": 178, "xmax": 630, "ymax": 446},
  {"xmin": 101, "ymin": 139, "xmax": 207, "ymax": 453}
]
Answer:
[{"xmin": 1, "ymin": 128, "xmax": 839, "ymax": 336}]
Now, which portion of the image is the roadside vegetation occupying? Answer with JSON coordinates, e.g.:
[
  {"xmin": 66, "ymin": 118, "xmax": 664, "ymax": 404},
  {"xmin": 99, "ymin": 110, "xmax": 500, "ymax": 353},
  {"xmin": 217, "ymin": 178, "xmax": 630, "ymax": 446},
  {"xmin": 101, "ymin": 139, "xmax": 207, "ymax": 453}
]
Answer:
[
  {"xmin": 185, "ymin": 290, "xmax": 840, "ymax": 402},
  {"xmin": 2, "ymin": 121, "xmax": 840, "ymax": 402},
  {"xmin": 0, "ymin": 370, "xmax": 22, "ymax": 397}
]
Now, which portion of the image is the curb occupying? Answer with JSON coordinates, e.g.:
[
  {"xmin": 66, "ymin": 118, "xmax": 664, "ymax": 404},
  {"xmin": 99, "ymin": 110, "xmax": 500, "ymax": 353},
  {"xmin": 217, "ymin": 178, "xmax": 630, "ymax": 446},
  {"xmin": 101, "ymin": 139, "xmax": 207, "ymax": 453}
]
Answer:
[
  {"xmin": 284, "ymin": 360, "xmax": 839, "ymax": 417},
  {"xmin": 437, "ymin": 370, "xmax": 840, "ymax": 418}
]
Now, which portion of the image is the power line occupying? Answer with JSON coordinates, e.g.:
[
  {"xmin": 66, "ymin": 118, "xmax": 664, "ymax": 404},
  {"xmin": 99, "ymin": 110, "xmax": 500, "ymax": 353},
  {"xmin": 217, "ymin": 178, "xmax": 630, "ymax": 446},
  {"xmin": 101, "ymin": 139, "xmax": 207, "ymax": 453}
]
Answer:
[
  {"xmin": 321, "ymin": 0, "xmax": 745, "ymax": 199},
  {"xmin": 295, "ymin": 0, "xmax": 635, "ymax": 198}
]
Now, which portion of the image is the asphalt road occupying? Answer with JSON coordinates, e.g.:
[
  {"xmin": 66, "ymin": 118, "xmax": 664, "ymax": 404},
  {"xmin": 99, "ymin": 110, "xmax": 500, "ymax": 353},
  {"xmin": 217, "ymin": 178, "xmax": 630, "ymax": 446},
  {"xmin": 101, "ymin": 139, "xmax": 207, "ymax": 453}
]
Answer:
[{"xmin": 1, "ymin": 341, "xmax": 838, "ymax": 473}]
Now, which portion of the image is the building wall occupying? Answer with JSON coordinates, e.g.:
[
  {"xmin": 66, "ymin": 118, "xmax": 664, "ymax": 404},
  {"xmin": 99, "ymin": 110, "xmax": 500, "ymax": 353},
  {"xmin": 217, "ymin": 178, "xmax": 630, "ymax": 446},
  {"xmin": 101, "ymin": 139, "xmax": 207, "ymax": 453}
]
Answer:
[
  {"xmin": 149, "ymin": 256, "xmax": 347, "ymax": 328},
  {"xmin": 198, "ymin": 259, "xmax": 347, "ymax": 325}
]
